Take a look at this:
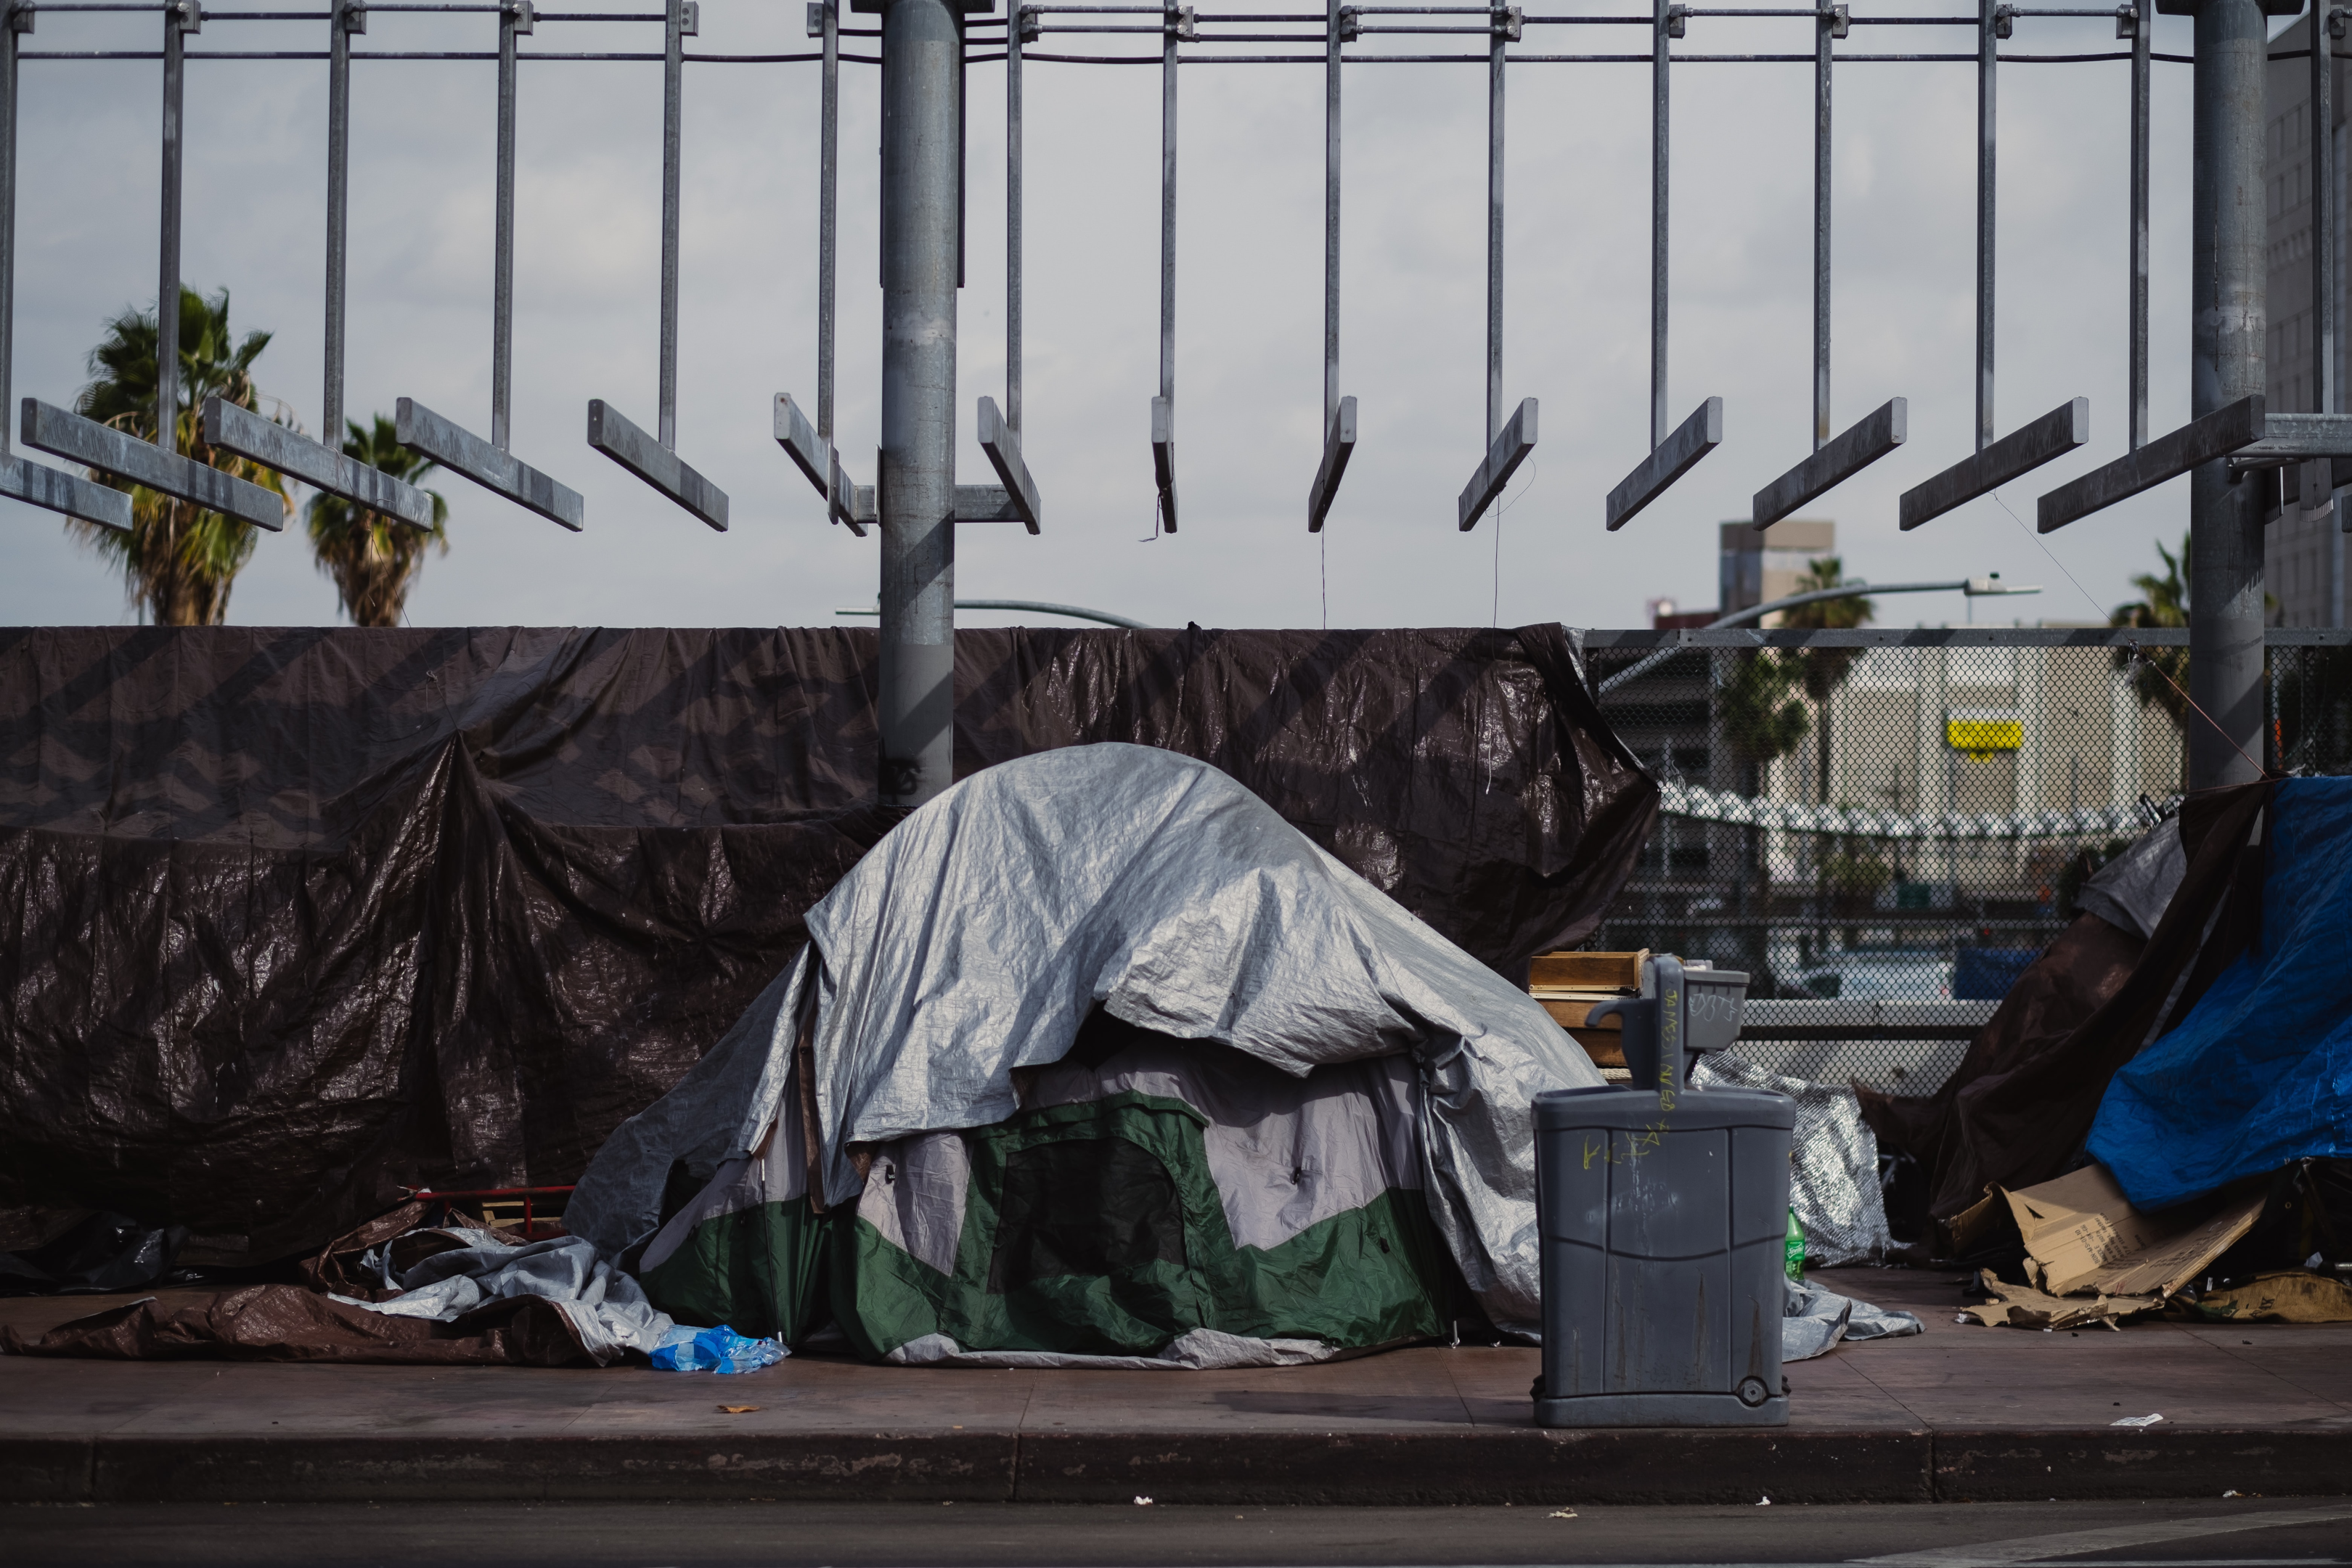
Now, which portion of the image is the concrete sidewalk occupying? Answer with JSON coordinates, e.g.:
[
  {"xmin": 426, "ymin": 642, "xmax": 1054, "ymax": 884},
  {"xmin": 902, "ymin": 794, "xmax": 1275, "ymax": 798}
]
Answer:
[{"xmin": 2, "ymin": 1268, "xmax": 2346, "ymax": 1506}]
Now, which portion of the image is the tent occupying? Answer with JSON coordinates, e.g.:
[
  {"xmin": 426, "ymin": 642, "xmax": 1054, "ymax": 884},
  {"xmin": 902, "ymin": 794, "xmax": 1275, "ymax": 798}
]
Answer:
[
  {"xmin": 1859, "ymin": 782, "xmax": 2266, "ymax": 1244},
  {"xmin": 2090, "ymin": 776, "xmax": 2352, "ymax": 1209},
  {"xmin": 568, "ymin": 743, "xmax": 1602, "ymax": 1364}
]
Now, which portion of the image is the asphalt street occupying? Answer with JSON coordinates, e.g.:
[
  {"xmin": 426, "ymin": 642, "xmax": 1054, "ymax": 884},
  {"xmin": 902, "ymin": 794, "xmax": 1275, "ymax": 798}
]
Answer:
[{"xmin": 3, "ymin": 1496, "xmax": 2346, "ymax": 1568}]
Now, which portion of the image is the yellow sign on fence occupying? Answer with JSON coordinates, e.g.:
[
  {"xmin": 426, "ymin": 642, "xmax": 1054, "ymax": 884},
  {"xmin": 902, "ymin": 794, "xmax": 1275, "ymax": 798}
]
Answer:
[{"xmin": 1945, "ymin": 710, "xmax": 2023, "ymax": 761}]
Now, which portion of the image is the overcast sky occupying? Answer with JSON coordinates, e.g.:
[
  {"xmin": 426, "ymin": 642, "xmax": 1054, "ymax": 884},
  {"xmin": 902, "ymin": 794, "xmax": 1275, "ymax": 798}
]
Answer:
[{"xmin": 0, "ymin": 1, "xmax": 2234, "ymax": 633}]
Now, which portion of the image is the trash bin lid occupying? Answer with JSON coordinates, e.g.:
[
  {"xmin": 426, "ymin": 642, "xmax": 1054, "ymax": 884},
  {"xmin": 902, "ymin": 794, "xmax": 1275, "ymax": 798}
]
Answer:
[{"xmin": 1532, "ymin": 1084, "xmax": 1794, "ymax": 1133}]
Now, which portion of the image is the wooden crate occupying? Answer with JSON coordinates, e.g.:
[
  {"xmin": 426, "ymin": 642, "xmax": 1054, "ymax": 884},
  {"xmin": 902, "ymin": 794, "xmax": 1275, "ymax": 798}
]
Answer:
[{"xmin": 1529, "ymin": 950, "xmax": 1646, "ymax": 1074}]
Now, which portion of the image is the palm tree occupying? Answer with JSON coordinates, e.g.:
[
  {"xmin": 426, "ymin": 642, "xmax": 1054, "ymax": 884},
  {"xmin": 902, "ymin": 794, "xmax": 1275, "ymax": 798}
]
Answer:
[
  {"xmin": 1779, "ymin": 555, "xmax": 1877, "ymax": 806},
  {"xmin": 2111, "ymin": 532, "xmax": 2191, "ymax": 730},
  {"xmin": 69, "ymin": 286, "xmax": 291, "ymax": 625},
  {"xmin": 306, "ymin": 415, "xmax": 449, "ymax": 626}
]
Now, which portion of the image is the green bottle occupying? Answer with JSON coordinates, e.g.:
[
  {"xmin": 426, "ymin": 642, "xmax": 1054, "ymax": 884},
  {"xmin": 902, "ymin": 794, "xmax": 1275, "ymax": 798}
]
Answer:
[{"xmin": 1784, "ymin": 1206, "xmax": 1806, "ymax": 1283}]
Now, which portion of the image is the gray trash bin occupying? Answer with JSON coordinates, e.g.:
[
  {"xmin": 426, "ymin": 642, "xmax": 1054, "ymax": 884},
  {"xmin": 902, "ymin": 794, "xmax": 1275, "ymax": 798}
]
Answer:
[{"xmin": 1532, "ymin": 952, "xmax": 1793, "ymax": 1428}]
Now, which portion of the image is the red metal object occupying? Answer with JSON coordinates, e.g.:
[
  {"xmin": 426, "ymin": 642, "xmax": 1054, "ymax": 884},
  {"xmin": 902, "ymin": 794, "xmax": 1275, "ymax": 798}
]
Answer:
[{"xmin": 410, "ymin": 1185, "xmax": 575, "ymax": 1241}]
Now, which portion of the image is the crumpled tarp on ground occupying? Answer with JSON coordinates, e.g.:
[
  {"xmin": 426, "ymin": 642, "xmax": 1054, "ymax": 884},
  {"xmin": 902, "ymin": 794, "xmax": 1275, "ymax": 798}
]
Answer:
[
  {"xmin": 1694, "ymin": 1053, "xmax": 1891, "ymax": 1267},
  {"xmin": 571, "ymin": 744, "xmax": 1606, "ymax": 1344},
  {"xmin": 1861, "ymin": 784, "xmax": 2269, "ymax": 1247},
  {"xmin": 1784, "ymin": 1276, "xmax": 1924, "ymax": 1360},
  {"xmin": 0, "ymin": 1282, "xmax": 611, "ymax": 1365},
  {"xmin": 327, "ymin": 1231, "xmax": 671, "ymax": 1364},
  {"xmin": 0, "ymin": 1213, "xmax": 188, "ymax": 1297},
  {"xmin": 2091, "ymin": 777, "xmax": 2352, "ymax": 1209},
  {"xmin": 0, "ymin": 626, "xmax": 1654, "ymax": 1265}
]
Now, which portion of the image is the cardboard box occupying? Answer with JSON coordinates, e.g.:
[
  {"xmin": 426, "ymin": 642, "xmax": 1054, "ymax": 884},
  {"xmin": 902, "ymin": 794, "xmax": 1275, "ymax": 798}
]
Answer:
[{"xmin": 2001, "ymin": 1164, "xmax": 2264, "ymax": 1300}]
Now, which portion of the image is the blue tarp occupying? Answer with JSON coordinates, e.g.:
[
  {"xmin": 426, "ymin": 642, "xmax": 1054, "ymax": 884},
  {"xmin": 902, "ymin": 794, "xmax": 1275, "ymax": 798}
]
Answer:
[{"xmin": 2089, "ymin": 777, "xmax": 2352, "ymax": 1210}]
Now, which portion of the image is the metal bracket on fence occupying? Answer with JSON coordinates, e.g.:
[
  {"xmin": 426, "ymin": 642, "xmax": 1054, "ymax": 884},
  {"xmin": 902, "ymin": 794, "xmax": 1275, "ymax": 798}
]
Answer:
[
  {"xmin": 2035, "ymin": 393, "xmax": 2263, "ymax": 532},
  {"xmin": 1607, "ymin": 396, "xmax": 1721, "ymax": 531},
  {"xmin": 775, "ymin": 391, "xmax": 864, "ymax": 535},
  {"xmin": 1151, "ymin": 396, "xmax": 1177, "ymax": 533},
  {"xmin": 0, "ymin": 457, "xmax": 131, "ymax": 531},
  {"xmin": 976, "ymin": 394, "xmax": 1041, "ymax": 533},
  {"xmin": 1459, "ymin": 396, "xmax": 1535, "ymax": 532},
  {"xmin": 22, "ymin": 399, "xmax": 282, "ymax": 531},
  {"xmin": 396, "ymin": 397, "xmax": 583, "ymax": 531},
  {"xmin": 1307, "ymin": 396, "xmax": 1356, "ymax": 534},
  {"xmin": 204, "ymin": 397, "xmax": 435, "ymax": 531},
  {"xmin": 2225, "ymin": 412, "xmax": 2352, "ymax": 468},
  {"xmin": 1752, "ymin": 397, "xmax": 1904, "ymax": 528},
  {"xmin": 587, "ymin": 400, "xmax": 727, "ymax": 531},
  {"xmin": 1900, "ymin": 396, "xmax": 2088, "ymax": 531}
]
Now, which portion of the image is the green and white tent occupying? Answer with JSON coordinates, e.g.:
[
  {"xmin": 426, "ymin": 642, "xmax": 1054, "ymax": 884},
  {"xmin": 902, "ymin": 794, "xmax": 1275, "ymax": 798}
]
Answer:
[{"xmin": 568, "ymin": 744, "xmax": 1601, "ymax": 1366}]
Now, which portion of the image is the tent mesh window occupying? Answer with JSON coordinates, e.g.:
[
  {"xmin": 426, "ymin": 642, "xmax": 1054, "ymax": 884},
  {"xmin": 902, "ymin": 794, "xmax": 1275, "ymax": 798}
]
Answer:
[{"xmin": 986, "ymin": 1136, "xmax": 1188, "ymax": 1293}]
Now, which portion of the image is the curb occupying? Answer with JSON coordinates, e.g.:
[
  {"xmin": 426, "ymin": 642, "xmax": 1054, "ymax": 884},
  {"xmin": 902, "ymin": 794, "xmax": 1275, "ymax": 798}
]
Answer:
[{"xmin": 2, "ymin": 1427, "xmax": 2347, "ymax": 1505}]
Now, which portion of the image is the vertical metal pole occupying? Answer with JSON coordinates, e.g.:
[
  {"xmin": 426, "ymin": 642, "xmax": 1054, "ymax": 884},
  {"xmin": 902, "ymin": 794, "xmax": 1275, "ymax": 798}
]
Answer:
[
  {"xmin": 491, "ymin": 1, "xmax": 520, "ymax": 451},
  {"xmin": 1812, "ymin": 4, "xmax": 1831, "ymax": 450},
  {"xmin": 1486, "ymin": 7, "xmax": 1503, "ymax": 444},
  {"xmin": 323, "ymin": 1, "xmax": 351, "ymax": 444},
  {"xmin": 1649, "ymin": 0, "xmax": 1667, "ymax": 450},
  {"xmin": 2315, "ymin": 9, "xmax": 2337, "ymax": 417},
  {"xmin": 0, "ymin": 4, "xmax": 20, "ymax": 467},
  {"xmin": 657, "ymin": 0, "xmax": 682, "ymax": 448},
  {"xmin": 876, "ymin": 0, "xmax": 959, "ymax": 807},
  {"xmin": 1975, "ymin": 0, "xmax": 1995, "ymax": 452},
  {"xmin": 820, "ymin": 0, "xmax": 838, "ymax": 441},
  {"xmin": 1159, "ymin": 13, "xmax": 1176, "ymax": 424},
  {"xmin": 2314, "ymin": 7, "xmax": 2343, "ymax": 628},
  {"xmin": 1324, "ymin": 0, "xmax": 1339, "ymax": 430},
  {"xmin": 1007, "ymin": 3, "xmax": 1023, "ymax": 434},
  {"xmin": 157, "ymin": 0, "xmax": 186, "ymax": 453},
  {"xmin": 2186, "ymin": 0, "xmax": 2267, "ymax": 788},
  {"xmin": 2129, "ymin": 0, "xmax": 2149, "ymax": 451}
]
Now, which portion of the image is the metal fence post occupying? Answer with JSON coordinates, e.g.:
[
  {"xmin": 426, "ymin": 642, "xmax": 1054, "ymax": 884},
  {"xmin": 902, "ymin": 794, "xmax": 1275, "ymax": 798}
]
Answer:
[
  {"xmin": 0, "ymin": 1, "xmax": 18, "ymax": 466},
  {"xmin": 2128, "ymin": 0, "xmax": 2149, "ymax": 452},
  {"xmin": 820, "ymin": 0, "xmax": 838, "ymax": 444},
  {"xmin": 1007, "ymin": 1, "xmax": 1024, "ymax": 435},
  {"xmin": 1326, "ymin": 0, "xmax": 1340, "ymax": 434},
  {"xmin": 658, "ymin": 0, "xmax": 684, "ymax": 449},
  {"xmin": 1813, "ymin": 2, "xmax": 1834, "ymax": 450},
  {"xmin": 2187, "ymin": 0, "xmax": 2269, "ymax": 788},
  {"xmin": 324, "ymin": 0, "xmax": 355, "ymax": 444},
  {"xmin": 157, "ymin": 0, "xmax": 190, "ymax": 453},
  {"xmin": 1650, "ymin": 0, "xmax": 1669, "ymax": 449},
  {"xmin": 1486, "ymin": 4, "xmax": 1504, "ymax": 446},
  {"xmin": 492, "ymin": 0, "xmax": 526, "ymax": 452},
  {"xmin": 1975, "ymin": 0, "xmax": 1996, "ymax": 453},
  {"xmin": 876, "ymin": 0, "xmax": 960, "ymax": 807}
]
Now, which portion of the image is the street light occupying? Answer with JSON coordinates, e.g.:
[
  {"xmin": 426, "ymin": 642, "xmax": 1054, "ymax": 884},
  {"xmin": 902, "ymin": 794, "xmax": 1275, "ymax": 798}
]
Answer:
[
  {"xmin": 836, "ymin": 599, "xmax": 1151, "ymax": 631},
  {"xmin": 1600, "ymin": 576, "xmax": 2041, "ymax": 694}
]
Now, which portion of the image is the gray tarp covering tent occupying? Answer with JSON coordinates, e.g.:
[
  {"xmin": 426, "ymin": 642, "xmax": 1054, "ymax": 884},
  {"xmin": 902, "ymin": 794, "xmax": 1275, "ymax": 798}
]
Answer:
[{"xmin": 568, "ymin": 744, "xmax": 1603, "ymax": 1363}]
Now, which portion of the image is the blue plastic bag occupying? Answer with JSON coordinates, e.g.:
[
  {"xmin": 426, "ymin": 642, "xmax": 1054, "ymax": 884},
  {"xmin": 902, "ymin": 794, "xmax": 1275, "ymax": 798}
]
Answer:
[{"xmin": 650, "ymin": 1323, "xmax": 788, "ymax": 1373}]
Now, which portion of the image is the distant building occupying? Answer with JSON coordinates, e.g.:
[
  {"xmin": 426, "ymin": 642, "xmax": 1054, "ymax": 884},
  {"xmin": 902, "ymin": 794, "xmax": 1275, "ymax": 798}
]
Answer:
[
  {"xmin": 1720, "ymin": 519, "xmax": 1835, "ymax": 626},
  {"xmin": 2263, "ymin": 15, "xmax": 2345, "ymax": 626}
]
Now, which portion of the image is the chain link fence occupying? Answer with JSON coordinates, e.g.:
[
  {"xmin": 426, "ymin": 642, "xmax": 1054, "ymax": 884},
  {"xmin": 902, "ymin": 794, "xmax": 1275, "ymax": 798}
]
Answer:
[{"xmin": 1580, "ymin": 627, "xmax": 2352, "ymax": 1096}]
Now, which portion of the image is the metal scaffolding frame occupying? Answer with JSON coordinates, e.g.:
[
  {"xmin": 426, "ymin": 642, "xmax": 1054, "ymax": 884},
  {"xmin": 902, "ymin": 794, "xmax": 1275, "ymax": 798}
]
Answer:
[{"xmin": 0, "ymin": 0, "xmax": 2332, "ymax": 802}]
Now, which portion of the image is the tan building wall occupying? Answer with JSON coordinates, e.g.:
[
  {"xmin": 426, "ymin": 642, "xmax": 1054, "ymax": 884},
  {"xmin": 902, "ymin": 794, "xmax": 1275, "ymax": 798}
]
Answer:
[{"xmin": 1720, "ymin": 519, "xmax": 1836, "ymax": 627}]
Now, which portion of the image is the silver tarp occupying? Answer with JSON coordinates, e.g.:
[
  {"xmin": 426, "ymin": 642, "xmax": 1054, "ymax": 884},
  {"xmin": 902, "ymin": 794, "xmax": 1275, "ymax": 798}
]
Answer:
[
  {"xmin": 1694, "ymin": 1051, "xmax": 1892, "ymax": 1267},
  {"xmin": 568, "ymin": 743, "xmax": 1603, "ymax": 1334},
  {"xmin": 2075, "ymin": 815, "xmax": 2186, "ymax": 939}
]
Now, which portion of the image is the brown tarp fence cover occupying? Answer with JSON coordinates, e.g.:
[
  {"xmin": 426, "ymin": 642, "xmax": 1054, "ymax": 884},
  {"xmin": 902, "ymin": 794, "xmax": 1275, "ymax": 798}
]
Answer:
[{"xmin": 0, "ymin": 624, "xmax": 1654, "ymax": 1265}]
